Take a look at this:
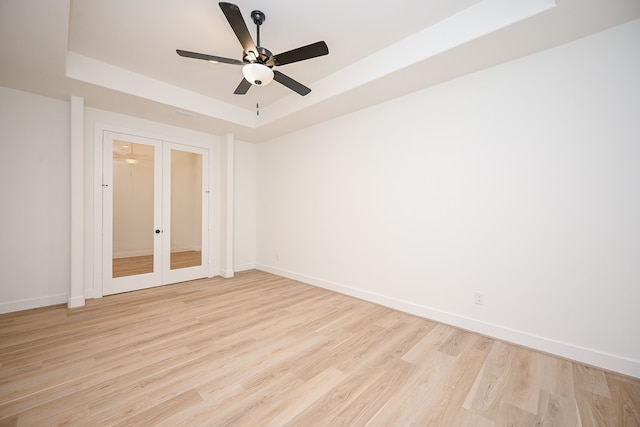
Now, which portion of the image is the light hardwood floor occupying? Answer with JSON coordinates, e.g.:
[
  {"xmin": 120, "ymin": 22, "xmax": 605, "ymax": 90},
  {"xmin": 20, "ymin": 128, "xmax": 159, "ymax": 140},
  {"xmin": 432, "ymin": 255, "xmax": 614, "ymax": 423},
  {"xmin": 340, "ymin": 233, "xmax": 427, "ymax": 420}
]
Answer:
[
  {"xmin": 0, "ymin": 270, "xmax": 638, "ymax": 426},
  {"xmin": 112, "ymin": 251, "xmax": 202, "ymax": 278}
]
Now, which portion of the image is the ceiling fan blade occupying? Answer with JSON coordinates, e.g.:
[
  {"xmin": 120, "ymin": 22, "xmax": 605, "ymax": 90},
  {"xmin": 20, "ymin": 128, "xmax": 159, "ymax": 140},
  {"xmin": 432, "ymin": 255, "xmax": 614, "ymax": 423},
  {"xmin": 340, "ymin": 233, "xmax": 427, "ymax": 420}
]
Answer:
[
  {"xmin": 233, "ymin": 78, "xmax": 252, "ymax": 95},
  {"xmin": 219, "ymin": 2, "xmax": 257, "ymax": 56},
  {"xmin": 176, "ymin": 49, "xmax": 243, "ymax": 65},
  {"xmin": 271, "ymin": 41, "xmax": 329, "ymax": 67},
  {"xmin": 273, "ymin": 70, "xmax": 311, "ymax": 96}
]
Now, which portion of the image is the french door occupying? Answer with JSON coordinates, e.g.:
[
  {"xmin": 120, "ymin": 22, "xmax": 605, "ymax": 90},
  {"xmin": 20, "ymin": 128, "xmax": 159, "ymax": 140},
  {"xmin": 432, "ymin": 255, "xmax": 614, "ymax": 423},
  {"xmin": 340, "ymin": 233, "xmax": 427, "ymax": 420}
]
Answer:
[{"xmin": 102, "ymin": 131, "xmax": 209, "ymax": 295}]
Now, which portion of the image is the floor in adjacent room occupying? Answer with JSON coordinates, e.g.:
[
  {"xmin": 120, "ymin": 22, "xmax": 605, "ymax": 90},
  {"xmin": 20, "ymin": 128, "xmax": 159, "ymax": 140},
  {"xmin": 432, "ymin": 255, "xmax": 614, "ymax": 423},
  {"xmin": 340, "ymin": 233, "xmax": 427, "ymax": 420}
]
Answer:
[{"xmin": 112, "ymin": 250, "xmax": 202, "ymax": 278}]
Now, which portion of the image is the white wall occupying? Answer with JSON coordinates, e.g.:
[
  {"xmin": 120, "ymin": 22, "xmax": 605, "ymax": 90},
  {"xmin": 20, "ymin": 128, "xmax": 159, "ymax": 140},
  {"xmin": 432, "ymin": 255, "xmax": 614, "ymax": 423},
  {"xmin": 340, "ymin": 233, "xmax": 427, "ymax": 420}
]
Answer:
[
  {"xmin": 256, "ymin": 20, "xmax": 640, "ymax": 377},
  {"xmin": 0, "ymin": 86, "xmax": 70, "ymax": 312},
  {"xmin": 233, "ymin": 140, "xmax": 257, "ymax": 271}
]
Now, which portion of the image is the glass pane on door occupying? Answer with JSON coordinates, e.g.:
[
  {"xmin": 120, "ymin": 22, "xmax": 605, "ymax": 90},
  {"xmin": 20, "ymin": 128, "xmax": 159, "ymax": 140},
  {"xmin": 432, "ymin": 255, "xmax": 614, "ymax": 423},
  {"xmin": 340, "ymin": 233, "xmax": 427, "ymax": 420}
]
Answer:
[
  {"xmin": 112, "ymin": 140, "xmax": 155, "ymax": 278},
  {"xmin": 170, "ymin": 149, "xmax": 203, "ymax": 270}
]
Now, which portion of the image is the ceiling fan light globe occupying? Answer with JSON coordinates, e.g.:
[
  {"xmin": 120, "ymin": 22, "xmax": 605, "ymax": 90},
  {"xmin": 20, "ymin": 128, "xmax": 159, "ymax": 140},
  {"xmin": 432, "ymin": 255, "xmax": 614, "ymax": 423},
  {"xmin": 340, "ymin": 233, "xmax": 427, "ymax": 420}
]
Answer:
[{"xmin": 242, "ymin": 63, "xmax": 274, "ymax": 86}]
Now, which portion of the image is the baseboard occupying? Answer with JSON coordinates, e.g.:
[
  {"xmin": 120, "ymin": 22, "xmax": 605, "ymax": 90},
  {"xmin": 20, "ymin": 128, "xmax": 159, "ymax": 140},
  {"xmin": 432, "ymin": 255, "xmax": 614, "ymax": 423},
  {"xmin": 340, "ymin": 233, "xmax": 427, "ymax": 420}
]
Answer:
[
  {"xmin": 219, "ymin": 269, "xmax": 235, "ymax": 278},
  {"xmin": 113, "ymin": 249, "xmax": 153, "ymax": 258},
  {"xmin": 234, "ymin": 263, "xmax": 256, "ymax": 272},
  {"xmin": 0, "ymin": 293, "xmax": 68, "ymax": 314},
  {"xmin": 170, "ymin": 247, "xmax": 201, "ymax": 253},
  {"xmin": 113, "ymin": 248, "xmax": 200, "ymax": 259},
  {"xmin": 84, "ymin": 287, "xmax": 99, "ymax": 299},
  {"xmin": 256, "ymin": 263, "xmax": 640, "ymax": 379},
  {"xmin": 67, "ymin": 295, "xmax": 86, "ymax": 308}
]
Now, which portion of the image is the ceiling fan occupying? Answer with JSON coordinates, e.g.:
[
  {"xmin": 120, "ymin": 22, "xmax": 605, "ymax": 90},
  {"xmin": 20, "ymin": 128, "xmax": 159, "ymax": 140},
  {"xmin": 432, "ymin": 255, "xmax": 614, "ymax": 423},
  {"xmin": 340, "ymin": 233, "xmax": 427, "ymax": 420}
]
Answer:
[
  {"xmin": 177, "ymin": 2, "xmax": 329, "ymax": 96},
  {"xmin": 113, "ymin": 142, "xmax": 151, "ymax": 165}
]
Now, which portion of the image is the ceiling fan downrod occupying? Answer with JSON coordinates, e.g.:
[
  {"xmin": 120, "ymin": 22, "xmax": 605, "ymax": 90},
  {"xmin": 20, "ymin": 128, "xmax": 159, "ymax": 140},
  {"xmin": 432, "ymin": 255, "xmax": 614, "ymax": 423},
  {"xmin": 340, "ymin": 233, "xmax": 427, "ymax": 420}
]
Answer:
[{"xmin": 251, "ymin": 10, "xmax": 265, "ymax": 48}]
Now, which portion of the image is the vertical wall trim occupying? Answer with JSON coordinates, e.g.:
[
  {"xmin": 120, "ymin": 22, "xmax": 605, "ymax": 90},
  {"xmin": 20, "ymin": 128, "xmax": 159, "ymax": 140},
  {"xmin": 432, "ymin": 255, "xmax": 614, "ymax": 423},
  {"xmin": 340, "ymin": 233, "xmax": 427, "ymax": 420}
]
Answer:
[
  {"xmin": 68, "ymin": 96, "xmax": 85, "ymax": 308},
  {"xmin": 92, "ymin": 124, "xmax": 106, "ymax": 299},
  {"xmin": 220, "ymin": 134, "xmax": 235, "ymax": 278}
]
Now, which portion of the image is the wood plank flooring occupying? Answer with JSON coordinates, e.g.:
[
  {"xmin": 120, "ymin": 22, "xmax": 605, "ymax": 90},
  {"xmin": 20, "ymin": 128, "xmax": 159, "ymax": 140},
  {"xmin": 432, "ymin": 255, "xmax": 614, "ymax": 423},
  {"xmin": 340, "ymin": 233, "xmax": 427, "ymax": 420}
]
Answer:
[
  {"xmin": 1, "ymin": 270, "xmax": 638, "ymax": 426},
  {"xmin": 112, "ymin": 251, "xmax": 202, "ymax": 278}
]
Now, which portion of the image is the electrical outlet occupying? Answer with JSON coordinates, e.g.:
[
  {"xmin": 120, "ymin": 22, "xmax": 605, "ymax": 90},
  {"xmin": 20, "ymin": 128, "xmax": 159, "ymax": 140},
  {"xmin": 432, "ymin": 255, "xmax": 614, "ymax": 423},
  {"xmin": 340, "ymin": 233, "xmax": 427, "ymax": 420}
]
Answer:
[{"xmin": 474, "ymin": 292, "xmax": 485, "ymax": 306}]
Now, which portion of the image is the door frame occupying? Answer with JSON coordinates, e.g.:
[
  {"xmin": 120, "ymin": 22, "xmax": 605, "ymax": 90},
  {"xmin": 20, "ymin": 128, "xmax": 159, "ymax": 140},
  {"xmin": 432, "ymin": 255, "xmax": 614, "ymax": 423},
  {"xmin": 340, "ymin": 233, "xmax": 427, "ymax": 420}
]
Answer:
[{"xmin": 92, "ymin": 124, "xmax": 219, "ymax": 298}]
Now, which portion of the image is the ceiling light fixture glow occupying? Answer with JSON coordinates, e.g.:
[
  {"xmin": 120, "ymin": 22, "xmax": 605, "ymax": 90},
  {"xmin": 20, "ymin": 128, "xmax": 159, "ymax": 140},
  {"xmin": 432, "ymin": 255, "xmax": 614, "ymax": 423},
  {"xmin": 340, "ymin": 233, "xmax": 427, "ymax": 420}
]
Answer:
[{"xmin": 242, "ymin": 63, "xmax": 274, "ymax": 86}]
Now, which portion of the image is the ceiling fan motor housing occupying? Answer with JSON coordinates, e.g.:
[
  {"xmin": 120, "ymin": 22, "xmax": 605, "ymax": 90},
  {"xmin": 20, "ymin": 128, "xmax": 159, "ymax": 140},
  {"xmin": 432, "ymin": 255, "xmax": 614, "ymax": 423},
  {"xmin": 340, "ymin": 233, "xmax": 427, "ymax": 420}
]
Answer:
[{"xmin": 243, "ymin": 46, "xmax": 272, "ymax": 65}]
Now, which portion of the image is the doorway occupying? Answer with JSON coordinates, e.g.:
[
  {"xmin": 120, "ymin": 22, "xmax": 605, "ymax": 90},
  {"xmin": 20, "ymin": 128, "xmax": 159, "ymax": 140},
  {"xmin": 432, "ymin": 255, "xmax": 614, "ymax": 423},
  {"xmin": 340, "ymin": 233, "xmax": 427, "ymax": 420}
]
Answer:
[{"xmin": 102, "ymin": 131, "xmax": 209, "ymax": 295}]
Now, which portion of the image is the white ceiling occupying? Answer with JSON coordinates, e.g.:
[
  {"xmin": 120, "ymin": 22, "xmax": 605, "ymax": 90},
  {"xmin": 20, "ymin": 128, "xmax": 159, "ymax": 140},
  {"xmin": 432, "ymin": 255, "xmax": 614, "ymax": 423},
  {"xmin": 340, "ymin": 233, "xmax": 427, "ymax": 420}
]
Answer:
[{"xmin": 1, "ymin": 0, "xmax": 639, "ymax": 142}]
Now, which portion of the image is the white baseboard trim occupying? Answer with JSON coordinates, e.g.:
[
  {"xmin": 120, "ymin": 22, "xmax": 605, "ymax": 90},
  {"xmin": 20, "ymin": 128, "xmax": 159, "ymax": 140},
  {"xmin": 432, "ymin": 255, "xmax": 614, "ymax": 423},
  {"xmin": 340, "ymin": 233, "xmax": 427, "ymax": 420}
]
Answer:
[
  {"xmin": 113, "ymin": 249, "xmax": 153, "ymax": 258},
  {"xmin": 113, "ymin": 247, "xmax": 200, "ymax": 259},
  {"xmin": 219, "ymin": 269, "xmax": 235, "ymax": 278},
  {"xmin": 0, "ymin": 293, "xmax": 68, "ymax": 314},
  {"xmin": 170, "ymin": 246, "xmax": 201, "ymax": 253},
  {"xmin": 84, "ymin": 287, "xmax": 100, "ymax": 299},
  {"xmin": 67, "ymin": 295, "xmax": 86, "ymax": 309},
  {"xmin": 256, "ymin": 264, "xmax": 640, "ymax": 379},
  {"xmin": 234, "ymin": 263, "xmax": 256, "ymax": 272}
]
